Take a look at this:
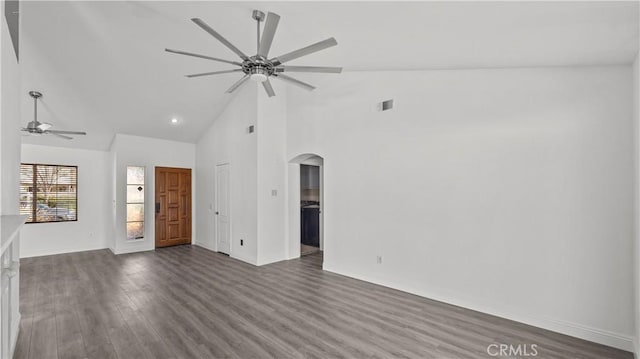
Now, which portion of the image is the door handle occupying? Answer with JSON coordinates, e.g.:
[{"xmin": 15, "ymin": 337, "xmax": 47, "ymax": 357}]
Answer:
[
  {"xmin": 155, "ymin": 203, "xmax": 160, "ymax": 214},
  {"xmin": 215, "ymin": 211, "xmax": 219, "ymax": 215}
]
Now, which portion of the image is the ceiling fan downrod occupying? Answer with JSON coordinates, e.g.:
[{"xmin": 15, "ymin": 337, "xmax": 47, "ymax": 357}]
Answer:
[
  {"xmin": 252, "ymin": 10, "xmax": 265, "ymax": 54},
  {"xmin": 29, "ymin": 91, "xmax": 42, "ymax": 124}
]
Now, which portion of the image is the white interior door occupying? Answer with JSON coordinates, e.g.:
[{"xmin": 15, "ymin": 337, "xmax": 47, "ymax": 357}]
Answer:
[{"xmin": 215, "ymin": 163, "xmax": 231, "ymax": 254}]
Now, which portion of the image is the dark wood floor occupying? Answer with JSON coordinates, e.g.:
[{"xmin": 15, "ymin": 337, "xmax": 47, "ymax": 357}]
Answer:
[{"xmin": 14, "ymin": 246, "xmax": 632, "ymax": 359}]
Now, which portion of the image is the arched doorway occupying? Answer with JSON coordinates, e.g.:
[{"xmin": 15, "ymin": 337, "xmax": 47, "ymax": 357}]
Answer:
[{"xmin": 287, "ymin": 154, "xmax": 324, "ymax": 263}]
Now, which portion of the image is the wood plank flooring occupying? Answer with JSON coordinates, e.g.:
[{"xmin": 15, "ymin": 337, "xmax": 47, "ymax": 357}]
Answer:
[{"xmin": 14, "ymin": 246, "xmax": 632, "ymax": 359}]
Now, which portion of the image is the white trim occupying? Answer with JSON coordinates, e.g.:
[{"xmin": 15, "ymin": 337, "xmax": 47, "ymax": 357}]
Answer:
[
  {"xmin": 287, "ymin": 154, "xmax": 324, "ymax": 261},
  {"xmin": 20, "ymin": 245, "xmax": 108, "ymax": 259},
  {"xmin": 114, "ymin": 245, "xmax": 153, "ymax": 255},
  {"xmin": 230, "ymin": 253, "xmax": 257, "ymax": 266},
  {"xmin": 194, "ymin": 242, "xmax": 216, "ymax": 252},
  {"xmin": 322, "ymin": 263, "xmax": 634, "ymax": 352},
  {"xmin": 256, "ymin": 257, "xmax": 285, "ymax": 266}
]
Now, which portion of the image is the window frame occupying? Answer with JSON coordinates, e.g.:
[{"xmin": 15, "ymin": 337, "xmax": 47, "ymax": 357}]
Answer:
[
  {"xmin": 126, "ymin": 166, "xmax": 145, "ymax": 240},
  {"xmin": 20, "ymin": 163, "xmax": 78, "ymax": 224}
]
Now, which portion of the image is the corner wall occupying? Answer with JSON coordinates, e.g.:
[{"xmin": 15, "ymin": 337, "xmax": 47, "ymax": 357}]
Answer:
[
  {"xmin": 1, "ymin": 2, "xmax": 21, "ymax": 216},
  {"xmin": 287, "ymin": 66, "xmax": 635, "ymax": 350},
  {"xmin": 195, "ymin": 85, "xmax": 258, "ymax": 264},
  {"xmin": 20, "ymin": 144, "xmax": 112, "ymax": 257},
  {"xmin": 256, "ymin": 81, "xmax": 287, "ymax": 265}
]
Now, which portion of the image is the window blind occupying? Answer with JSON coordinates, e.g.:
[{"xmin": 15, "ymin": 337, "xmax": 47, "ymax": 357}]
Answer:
[{"xmin": 20, "ymin": 163, "xmax": 78, "ymax": 223}]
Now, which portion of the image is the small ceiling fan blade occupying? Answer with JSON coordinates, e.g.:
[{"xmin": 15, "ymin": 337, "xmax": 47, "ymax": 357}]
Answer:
[
  {"xmin": 48, "ymin": 132, "xmax": 73, "ymax": 140},
  {"xmin": 47, "ymin": 130, "xmax": 87, "ymax": 135},
  {"xmin": 186, "ymin": 69, "xmax": 243, "ymax": 78},
  {"xmin": 257, "ymin": 12, "xmax": 280, "ymax": 58},
  {"xmin": 273, "ymin": 74, "xmax": 316, "ymax": 91},
  {"xmin": 165, "ymin": 48, "xmax": 242, "ymax": 66},
  {"xmin": 262, "ymin": 79, "xmax": 276, "ymax": 97},
  {"xmin": 276, "ymin": 66, "xmax": 342, "ymax": 74},
  {"xmin": 191, "ymin": 18, "xmax": 249, "ymax": 61},
  {"xmin": 225, "ymin": 75, "xmax": 250, "ymax": 94},
  {"xmin": 270, "ymin": 37, "xmax": 338, "ymax": 66}
]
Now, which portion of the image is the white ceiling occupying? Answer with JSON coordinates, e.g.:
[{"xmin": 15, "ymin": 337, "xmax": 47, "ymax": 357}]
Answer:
[{"xmin": 20, "ymin": 1, "xmax": 639, "ymax": 150}]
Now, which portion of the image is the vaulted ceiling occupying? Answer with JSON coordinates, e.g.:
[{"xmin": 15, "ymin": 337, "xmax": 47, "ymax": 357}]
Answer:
[{"xmin": 19, "ymin": 1, "xmax": 639, "ymax": 150}]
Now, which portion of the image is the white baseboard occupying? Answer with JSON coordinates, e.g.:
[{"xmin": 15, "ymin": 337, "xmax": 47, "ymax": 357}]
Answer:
[
  {"xmin": 114, "ymin": 245, "xmax": 154, "ymax": 255},
  {"xmin": 230, "ymin": 253, "xmax": 257, "ymax": 266},
  {"xmin": 256, "ymin": 256, "xmax": 286, "ymax": 266},
  {"xmin": 194, "ymin": 242, "xmax": 216, "ymax": 252},
  {"xmin": 20, "ymin": 245, "xmax": 108, "ymax": 258},
  {"xmin": 322, "ymin": 264, "xmax": 634, "ymax": 352}
]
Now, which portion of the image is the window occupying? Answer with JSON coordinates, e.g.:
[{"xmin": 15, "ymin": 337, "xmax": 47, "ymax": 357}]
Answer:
[
  {"xmin": 20, "ymin": 164, "xmax": 77, "ymax": 223},
  {"xmin": 126, "ymin": 166, "xmax": 145, "ymax": 240}
]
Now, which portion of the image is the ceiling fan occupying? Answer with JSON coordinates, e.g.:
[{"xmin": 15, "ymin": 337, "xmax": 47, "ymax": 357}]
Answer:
[
  {"xmin": 21, "ymin": 91, "xmax": 87, "ymax": 140},
  {"xmin": 166, "ymin": 10, "xmax": 342, "ymax": 97}
]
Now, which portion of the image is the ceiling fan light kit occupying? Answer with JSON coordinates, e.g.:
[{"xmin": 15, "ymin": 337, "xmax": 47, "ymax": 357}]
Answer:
[
  {"xmin": 21, "ymin": 91, "xmax": 87, "ymax": 140},
  {"xmin": 166, "ymin": 10, "xmax": 342, "ymax": 97}
]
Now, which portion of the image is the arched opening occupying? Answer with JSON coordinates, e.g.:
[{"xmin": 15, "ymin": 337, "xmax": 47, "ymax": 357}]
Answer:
[{"xmin": 287, "ymin": 154, "xmax": 324, "ymax": 264}]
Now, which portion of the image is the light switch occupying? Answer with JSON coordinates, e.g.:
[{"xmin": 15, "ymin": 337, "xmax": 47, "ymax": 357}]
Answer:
[{"xmin": 271, "ymin": 189, "xmax": 277, "ymax": 196}]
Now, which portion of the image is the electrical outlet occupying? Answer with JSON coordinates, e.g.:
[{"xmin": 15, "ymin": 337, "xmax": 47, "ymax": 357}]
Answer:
[
  {"xmin": 271, "ymin": 189, "xmax": 277, "ymax": 196},
  {"xmin": 240, "ymin": 239, "xmax": 244, "ymax": 246},
  {"xmin": 376, "ymin": 256, "xmax": 383, "ymax": 264}
]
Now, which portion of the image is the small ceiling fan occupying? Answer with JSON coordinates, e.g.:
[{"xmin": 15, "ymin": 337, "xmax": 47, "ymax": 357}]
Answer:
[
  {"xmin": 166, "ymin": 10, "xmax": 342, "ymax": 97},
  {"xmin": 21, "ymin": 91, "xmax": 87, "ymax": 140}
]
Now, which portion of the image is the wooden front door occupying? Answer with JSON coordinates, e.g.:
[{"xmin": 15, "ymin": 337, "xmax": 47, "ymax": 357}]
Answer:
[{"xmin": 155, "ymin": 167, "xmax": 192, "ymax": 248}]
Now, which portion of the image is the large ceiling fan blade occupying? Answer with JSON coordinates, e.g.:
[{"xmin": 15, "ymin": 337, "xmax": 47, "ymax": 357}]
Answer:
[
  {"xmin": 257, "ymin": 12, "xmax": 280, "ymax": 58},
  {"xmin": 225, "ymin": 75, "xmax": 250, "ymax": 94},
  {"xmin": 191, "ymin": 18, "xmax": 249, "ymax": 61},
  {"xmin": 273, "ymin": 74, "xmax": 315, "ymax": 91},
  {"xmin": 270, "ymin": 37, "xmax": 338, "ymax": 66},
  {"xmin": 186, "ymin": 69, "xmax": 243, "ymax": 78},
  {"xmin": 276, "ymin": 66, "xmax": 342, "ymax": 74},
  {"xmin": 47, "ymin": 130, "xmax": 87, "ymax": 136},
  {"xmin": 262, "ymin": 79, "xmax": 276, "ymax": 97},
  {"xmin": 48, "ymin": 132, "xmax": 73, "ymax": 140},
  {"xmin": 165, "ymin": 48, "xmax": 242, "ymax": 66}
]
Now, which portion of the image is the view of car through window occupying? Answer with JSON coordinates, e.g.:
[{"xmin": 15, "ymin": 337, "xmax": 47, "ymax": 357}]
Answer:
[{"xmin": 20, "ymin": 163, "xmax": 78, "ymax": 223}]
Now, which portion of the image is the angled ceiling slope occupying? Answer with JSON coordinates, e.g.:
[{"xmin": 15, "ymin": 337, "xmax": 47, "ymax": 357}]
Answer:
[{"xmin": 20, "ymin": 1, "xmax": 639, "ymax": 150}]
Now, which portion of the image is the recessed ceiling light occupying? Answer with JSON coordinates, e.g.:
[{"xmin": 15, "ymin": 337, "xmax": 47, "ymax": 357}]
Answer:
[{"xmin": 170, "ymin": 118, "xmax": 179, "ymax": 125}]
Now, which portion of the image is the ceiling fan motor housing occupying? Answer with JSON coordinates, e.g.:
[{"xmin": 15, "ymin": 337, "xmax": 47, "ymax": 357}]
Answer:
[{"xmin": 243, "ymin": 56, "xmax": 274, "ymax": 82}]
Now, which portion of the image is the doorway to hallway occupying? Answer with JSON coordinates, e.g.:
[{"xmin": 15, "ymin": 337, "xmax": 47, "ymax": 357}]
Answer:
[{"xmin": 300, "ymin": 164, "xmax": 321, "ymax": 256}]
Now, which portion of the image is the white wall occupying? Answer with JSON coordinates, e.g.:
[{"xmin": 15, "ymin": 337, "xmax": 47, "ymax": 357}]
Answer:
[
  {"xmin": 1, "ymin": 6, "xmax": 21, "ymax": 217},
  {"xmin": 110, "ymin": 134, "xmax": 195, "ymax": 254},
  {"xmin": 286, "ymin": 67, "xmax": 635, "ymax": 350},
  {"xmin": 256, "ymin": 82, "xmax": 288, "ymax": 265},
  {"xmin": 2, "ymin": 4, "xmax": 24, "ymax": 357},
  {"xmin": 195, "ymin": 85, "xmax": 258, "ymax": 264},
  {"xmin": 20, "ymin": 144, "xmax": 111, "ymax": 257}
]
